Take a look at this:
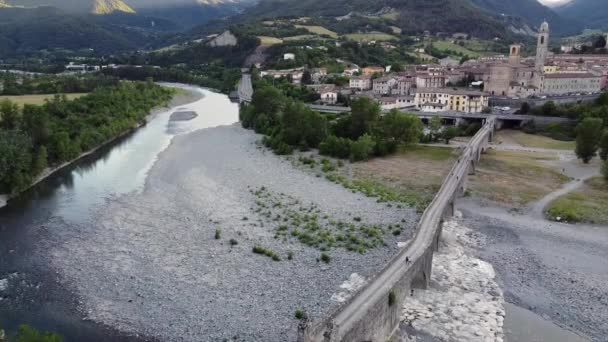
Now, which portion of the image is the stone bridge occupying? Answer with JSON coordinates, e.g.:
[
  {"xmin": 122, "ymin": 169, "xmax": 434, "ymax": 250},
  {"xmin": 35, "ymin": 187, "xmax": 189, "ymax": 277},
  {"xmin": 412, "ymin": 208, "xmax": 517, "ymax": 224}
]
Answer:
[{"xmin": 297, "ymin": 117, "xmax": 497, "ymax": 342}]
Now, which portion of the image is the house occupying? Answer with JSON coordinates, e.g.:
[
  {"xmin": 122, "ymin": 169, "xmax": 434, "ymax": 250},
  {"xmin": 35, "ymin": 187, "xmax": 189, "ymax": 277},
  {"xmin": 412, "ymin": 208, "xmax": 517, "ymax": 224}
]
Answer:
[
  {"xmin": 349, "ymin": 76, "xmax": 372, "ymax": 90},
  {"xmin": 378, "ymin": 96, "xmax": 416, "ymax": 110},
  {"xmin": 373, "ymin": 76, "xmax": 398, "ymax": 95},
  {"xmin": 415, "ymin": 88, "xmax": 489, "ymax": 113},
  {"xmin": 362, "ymin": 66, "xmax": 385, "ymax": 77},
  {"xmin": 284, "ymin": 53, "xmax": 296, "ymax": 61},
  {"xmin": 318, "ymin": 86, "xmax": 338, "ymax": 104},
  {"xmin": 311, "ymin": 68, "xmax": 328, "ymax": 83}
]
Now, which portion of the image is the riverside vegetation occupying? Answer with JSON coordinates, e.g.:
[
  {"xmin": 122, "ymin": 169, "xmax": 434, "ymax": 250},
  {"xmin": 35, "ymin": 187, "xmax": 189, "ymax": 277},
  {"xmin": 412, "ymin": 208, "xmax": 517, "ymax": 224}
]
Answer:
[
  {"xmin": 0, "ymin": 80, "xmax": 174, "ymax": 194},
  {"xmin": 239, "ymin": 80, "xmax": 423, "ymax": 162}
]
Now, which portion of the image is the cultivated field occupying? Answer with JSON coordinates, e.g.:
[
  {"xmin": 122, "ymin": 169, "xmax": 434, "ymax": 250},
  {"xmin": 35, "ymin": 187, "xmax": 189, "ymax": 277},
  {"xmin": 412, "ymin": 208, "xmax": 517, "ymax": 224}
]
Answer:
[
  {"xmin": 0, "ymin": 93, "xmax": 87, "ymax": 107},
  {"xmin": 345, "ymin": 32, "xmax": 398, "ymax": 42},
  {"xmin": 294, "ymin": 25, "xmax": 338, "ymax": 38}
]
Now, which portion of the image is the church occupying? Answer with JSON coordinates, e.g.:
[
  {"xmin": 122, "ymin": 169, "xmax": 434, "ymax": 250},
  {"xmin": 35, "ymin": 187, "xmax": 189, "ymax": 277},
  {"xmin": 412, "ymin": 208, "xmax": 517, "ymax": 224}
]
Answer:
[
  {"xmin": 485, "ymin": 22, "xmax": 549, "ymax": 97},
  {"xmin": 485, "ymin": 22, "xmax": 602, "ymax": 98}
]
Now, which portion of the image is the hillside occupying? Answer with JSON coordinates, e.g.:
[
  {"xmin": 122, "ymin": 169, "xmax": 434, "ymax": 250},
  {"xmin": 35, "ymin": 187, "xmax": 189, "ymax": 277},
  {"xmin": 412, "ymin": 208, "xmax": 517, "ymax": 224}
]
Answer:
[
  {"xmin": 92, "ymin": 0, "xmax": 135, "ymax": 14},
  {"xmin": 555, "ymin": 0, "xmax": 608, "ymax": 30},
  {"xmin": 0, "ymin": 6, "xmax": 148, "ymax": 56},
  {"xmin": 470, "ymin": 0, "xmax": 582, "ymax": 36},
  {"xmin": 241, "ymin": 0, "xmax": 509, "ymax": 39}
]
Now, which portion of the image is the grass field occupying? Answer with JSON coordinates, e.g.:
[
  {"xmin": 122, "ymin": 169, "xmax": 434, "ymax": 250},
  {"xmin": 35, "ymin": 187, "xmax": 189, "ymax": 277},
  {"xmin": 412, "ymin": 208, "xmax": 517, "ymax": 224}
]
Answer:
[
  {"xmin": 546, "ymin": 177, "xmax": 608, "ymax": 225},
  {"xmin": 390, "ymin": 26, "xmax": 402, "ymax": 35},
  {"xmin": 345, "ymin": 32, "xmax": 397, "ymax": 42},
  {"xmin": 294, "ymin": 25, "xmax": 338, "ymax": 38},
  {"xmin": 468, "ymin": 150, "xmax": 570, "ymax": 209},
  {"xmin": 495, "ymin": 130, "xmax": 575, "ymax": 150},
  {"xmin": 343, "ymin": 145, "xmax": 458, "ymax": 210},
  {"xmin": 0, "ymin": 93, "xmax": 87, "ymax": 107},
  {"xmin": 380, "ymin": 10, "xmax": 400, "ymax": 21},
  {"xmin": 283, "ymin": 35, "xmax": 317, "ymax": 41},
  {"xmin": 257, "ymin": 36, "xmax": 283, "ymax": 46},
  {"xmin": 432, "ymin": 40, "xmax": 481, "ymax": 57}
]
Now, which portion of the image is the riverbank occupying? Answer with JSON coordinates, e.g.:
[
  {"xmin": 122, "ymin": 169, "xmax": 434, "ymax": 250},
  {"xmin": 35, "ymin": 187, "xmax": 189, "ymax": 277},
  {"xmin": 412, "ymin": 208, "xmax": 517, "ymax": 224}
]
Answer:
[
  {"xmin": 46, "ymin": 123, "xmax": 419, "ymax": 341},
  {"xmin": 0, "ymin": 85, "xmax": 202, "ymax": 210},
  {"xmin": 458, "ymin": 198, "xmax": 606, "ymax": 341}
]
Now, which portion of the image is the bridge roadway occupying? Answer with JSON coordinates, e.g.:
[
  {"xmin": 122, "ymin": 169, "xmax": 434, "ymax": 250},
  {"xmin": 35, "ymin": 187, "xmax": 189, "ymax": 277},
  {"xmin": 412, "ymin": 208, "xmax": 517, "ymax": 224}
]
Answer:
[{"xmin": 298, "ymin": 117, "xmax": 496, "ymax": 341}]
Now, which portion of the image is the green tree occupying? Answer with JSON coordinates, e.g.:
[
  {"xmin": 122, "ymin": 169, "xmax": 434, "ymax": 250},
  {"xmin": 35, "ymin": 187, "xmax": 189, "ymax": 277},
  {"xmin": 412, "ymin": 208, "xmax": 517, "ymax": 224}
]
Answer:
[
  {"xmin": 349, "ymin": 97, "xmax": 380, "ymax": 139},
  {"xmin": 575, "ymin": 117, "xmax": 603, "ymax": 163},
  {"xmin": 0, "ymin": 130, "xmax": 33, "ymax": 193},
  {"xmin": 442, "ymin": 127, "xmax": 459, "ymax": 144},
  {"xmin": 350, "ymin": 134, "xmax": 375, "ymax": 161},
  {"xmin": 599, "ymin": 129, "xmax": 608, "ymax": 161},
  {"xmin": 377, "ymin": 109, "xmax": 423, "ymax": 145},
  {"xmin": 0, "ymin": 100, "xmax": 20, "ymax": 130},
  {"xmin": 280, "ymin": 100, "xmax": 327, "ymax": 149},
  {"xmin": 429, "ymin": 117, "xmax": 442, "ymax": 142}
]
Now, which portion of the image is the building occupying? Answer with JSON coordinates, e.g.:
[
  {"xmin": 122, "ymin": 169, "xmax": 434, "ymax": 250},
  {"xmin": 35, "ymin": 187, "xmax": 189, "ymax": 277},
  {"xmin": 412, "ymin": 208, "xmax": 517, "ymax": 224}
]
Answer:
[
  {"xmin": 542, "ymin": 73, "xmax": 602, "ymax": 95},
  {"xmin": 378, "ymin": 96, "xmax": 416, "ymax": 110},
  {"xmin": 373, "ymin": 76, "xmax": 398, "ymax": 95},
  {"xmin": 318, "ymin": 86, "xmax": 338, "ymax": 104},
  {"xmin": 362, "ymin": 66, "xmax": 385, "ymax": 77},
  {"xmin": 415, "ymin": 88, "xmax": 489, "ymax": 113},
  {"xmin": 284, "ymin": 53, "xmax": 296, "ymax": 61},
  {"xmin": 349, "ymin": 76, "xmax": 372, "ymax": 90}
]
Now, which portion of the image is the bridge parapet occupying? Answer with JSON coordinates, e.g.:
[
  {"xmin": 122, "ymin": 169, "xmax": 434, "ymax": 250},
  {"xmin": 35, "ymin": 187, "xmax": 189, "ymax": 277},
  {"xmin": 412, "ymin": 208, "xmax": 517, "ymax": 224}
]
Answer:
[{"xmin": 299, "ymin": 117, "xmax": 496, "ymax": 342}]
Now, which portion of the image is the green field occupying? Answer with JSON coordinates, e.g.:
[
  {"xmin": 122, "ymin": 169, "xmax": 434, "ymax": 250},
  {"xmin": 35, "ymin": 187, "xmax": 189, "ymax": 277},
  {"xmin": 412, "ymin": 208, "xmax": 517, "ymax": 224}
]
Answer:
[
  {"xmin": 432, "ymin": 40, "xmax": 481, "ymax": 57},
  {"xmin": 345, "ymin": 32, "xmax": 398, "ymax": 42},
  {"xmin": 0, "ymin": 93, "xmax": 87, "ymax": 107},
  {"xmin": 294, "ymin": 25, "xmax": 338, "ymax": 38},
  {"xmin": 546, "ymin": 177, "xmax": 608, "ymax": 225}
]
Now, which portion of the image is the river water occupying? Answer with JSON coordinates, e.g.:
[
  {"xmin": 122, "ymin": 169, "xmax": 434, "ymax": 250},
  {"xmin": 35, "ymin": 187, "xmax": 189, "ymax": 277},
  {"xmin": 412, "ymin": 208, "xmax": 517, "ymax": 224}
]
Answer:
[{"xmin": 0, "ymin": 85, "xmax": 239, "ymax": 340}]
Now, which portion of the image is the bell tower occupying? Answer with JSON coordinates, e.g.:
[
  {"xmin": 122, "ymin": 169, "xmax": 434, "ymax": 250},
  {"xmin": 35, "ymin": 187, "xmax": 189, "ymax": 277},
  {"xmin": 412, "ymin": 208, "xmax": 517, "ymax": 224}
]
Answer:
[
  {"xmin": 508, "ymin": 44, "xmax": 521, "ymax": 65},
  {"xmin": 535, "ymin": 21, "xmax": 550, "ymax": 72}
]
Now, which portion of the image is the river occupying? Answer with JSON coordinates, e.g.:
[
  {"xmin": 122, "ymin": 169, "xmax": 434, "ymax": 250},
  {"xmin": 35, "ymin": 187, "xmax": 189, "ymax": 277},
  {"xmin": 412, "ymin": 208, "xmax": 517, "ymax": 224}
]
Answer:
[{"xmin": 0, "ymin": 85, "xmax": 239, "ymax": 340}]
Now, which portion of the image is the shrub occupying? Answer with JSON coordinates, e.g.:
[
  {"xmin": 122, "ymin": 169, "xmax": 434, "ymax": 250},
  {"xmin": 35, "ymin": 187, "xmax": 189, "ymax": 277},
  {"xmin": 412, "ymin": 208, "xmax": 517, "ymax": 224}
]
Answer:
[
  {"xmin": 288, "ymin": 251, "xmax": 294, "ymax": 260},
  {"xmin": 229, "ymin": 238, "xmax": 238, "ymax": 246},
  {"xmin": 215, "ymin": 229, "xmax": 221, "ymax": 240},
  {"xmin": 350, "ymin": 134, "xmax": 375, "ymax": 161},
  {"xmin": 320, "ymin": 252, "xmax": 331, "ymax": 263},
  {"xmin": 253, "ymin": 245, "xmax": 281, "ymax": 261},
  {"xmin": 295, "ymin": 309, "xmax": 306, "ymax": 320},
  {"xmin": 388, "ymin": 290, "xmax": 396, "ymax": 306},
  {"xmin": 319, "ymin": 135, "xmax": 352, "ymax": 159}
]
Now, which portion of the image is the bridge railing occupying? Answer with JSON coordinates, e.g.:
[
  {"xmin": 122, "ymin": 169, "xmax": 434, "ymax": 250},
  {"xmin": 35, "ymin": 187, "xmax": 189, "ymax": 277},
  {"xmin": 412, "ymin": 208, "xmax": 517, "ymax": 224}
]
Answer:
[{"xmin": 300, "ymin": 116, "xmax": 496, "ymax": 341}]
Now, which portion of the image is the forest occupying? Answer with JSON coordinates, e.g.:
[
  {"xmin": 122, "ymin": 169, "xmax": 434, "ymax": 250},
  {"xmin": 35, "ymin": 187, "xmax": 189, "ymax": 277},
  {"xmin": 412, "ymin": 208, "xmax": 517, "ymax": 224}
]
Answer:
[{"xmin": 0, "ymin": 81, "xmax": 174, "ymax": 194}]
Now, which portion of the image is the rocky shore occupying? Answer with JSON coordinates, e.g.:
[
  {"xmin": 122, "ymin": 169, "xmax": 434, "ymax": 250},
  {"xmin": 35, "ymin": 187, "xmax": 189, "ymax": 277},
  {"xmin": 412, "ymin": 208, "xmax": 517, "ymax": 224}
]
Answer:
[{"xmin": 46, "ymin": 125, "xmax": 419, "ymax": 341}]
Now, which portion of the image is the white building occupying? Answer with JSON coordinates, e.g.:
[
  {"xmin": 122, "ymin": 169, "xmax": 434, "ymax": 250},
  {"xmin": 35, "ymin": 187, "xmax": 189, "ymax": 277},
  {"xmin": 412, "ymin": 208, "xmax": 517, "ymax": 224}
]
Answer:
[
  {"xmin": 349, "ymin": 76, "xmax": 372, "ymax": 90},
  {"xmin": 284, "ymin": 53, "xmax": 296, "ymax": 61},
  {"xmin": 415, "ymin": 88, "xmax": 489, "ymax": 113},
  {"xmin": 378, "ymin": 96, "xmax": 416, "ymax": 110},
  {"xmin": 319, "ymin": 86, "xmax": 338, "ymax": 104},
  {"xmin": 542, "ymin": 73, "xmax": 602, "ymax": 95}
]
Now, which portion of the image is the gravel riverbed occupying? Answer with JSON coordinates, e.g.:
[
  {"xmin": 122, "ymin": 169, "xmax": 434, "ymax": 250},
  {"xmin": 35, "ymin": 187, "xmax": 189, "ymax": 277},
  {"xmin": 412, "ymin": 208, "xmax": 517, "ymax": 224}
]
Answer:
[
  {"xmin": 459, "ymin": 199, "xmax": 607, "ymax": 342},
  {"xmin": 45, "ymin": 124, "xmax": 419, "ymax": 341}
]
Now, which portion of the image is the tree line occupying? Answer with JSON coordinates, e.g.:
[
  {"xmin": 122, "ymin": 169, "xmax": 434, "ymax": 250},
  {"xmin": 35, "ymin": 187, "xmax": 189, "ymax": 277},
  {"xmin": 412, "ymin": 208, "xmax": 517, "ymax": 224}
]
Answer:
[
  {"xmin": 101, "ymin": 65, "xmax": 241, "ymax": 94},
  {"xmin": 239, "ymin": 82, "xmax": 423, "ymax": 161},
  {"xmin": 0, "ymin": 73, "xmax": 119, "ymax": 96},
  {"xmin": 0, "ymin": 81, "xmax": 174, "ymax": 194}
]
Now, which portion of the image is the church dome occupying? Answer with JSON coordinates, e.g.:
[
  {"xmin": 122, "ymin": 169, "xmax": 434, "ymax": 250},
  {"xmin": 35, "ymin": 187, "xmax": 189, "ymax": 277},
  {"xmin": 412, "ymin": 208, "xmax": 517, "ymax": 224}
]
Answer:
[{"xmin": 540, "ymin": 21, "xmax": 549, "ymax": 32}]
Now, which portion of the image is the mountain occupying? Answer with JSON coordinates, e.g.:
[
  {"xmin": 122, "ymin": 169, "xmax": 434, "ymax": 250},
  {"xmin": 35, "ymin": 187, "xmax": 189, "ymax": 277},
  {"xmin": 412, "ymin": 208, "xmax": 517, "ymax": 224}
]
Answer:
[
  {"xmin": 130, "ymin": 0, "xmax": 256, "ymax": 29},
  {"xmin": 241, "ymin": 0, "xmax": 510, "ymax": 39},
  {"xmin": 555, "ymin": 0, "xmax": 608, "ymax": 29},
  {"xmin": 470, "ymin": 0, "xmax": 582, "ymax": 36},
  {"xmin": 92, "ymin": 0, "xmax": 135, "ymax": 14}
]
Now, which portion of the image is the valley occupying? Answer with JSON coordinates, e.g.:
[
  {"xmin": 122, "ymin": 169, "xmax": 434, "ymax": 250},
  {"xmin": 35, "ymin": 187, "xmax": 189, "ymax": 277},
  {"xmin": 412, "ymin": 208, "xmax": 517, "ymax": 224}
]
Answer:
[{"xmin": 0, "ymin": 0, "xmax": 607, "ymax": 341}]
